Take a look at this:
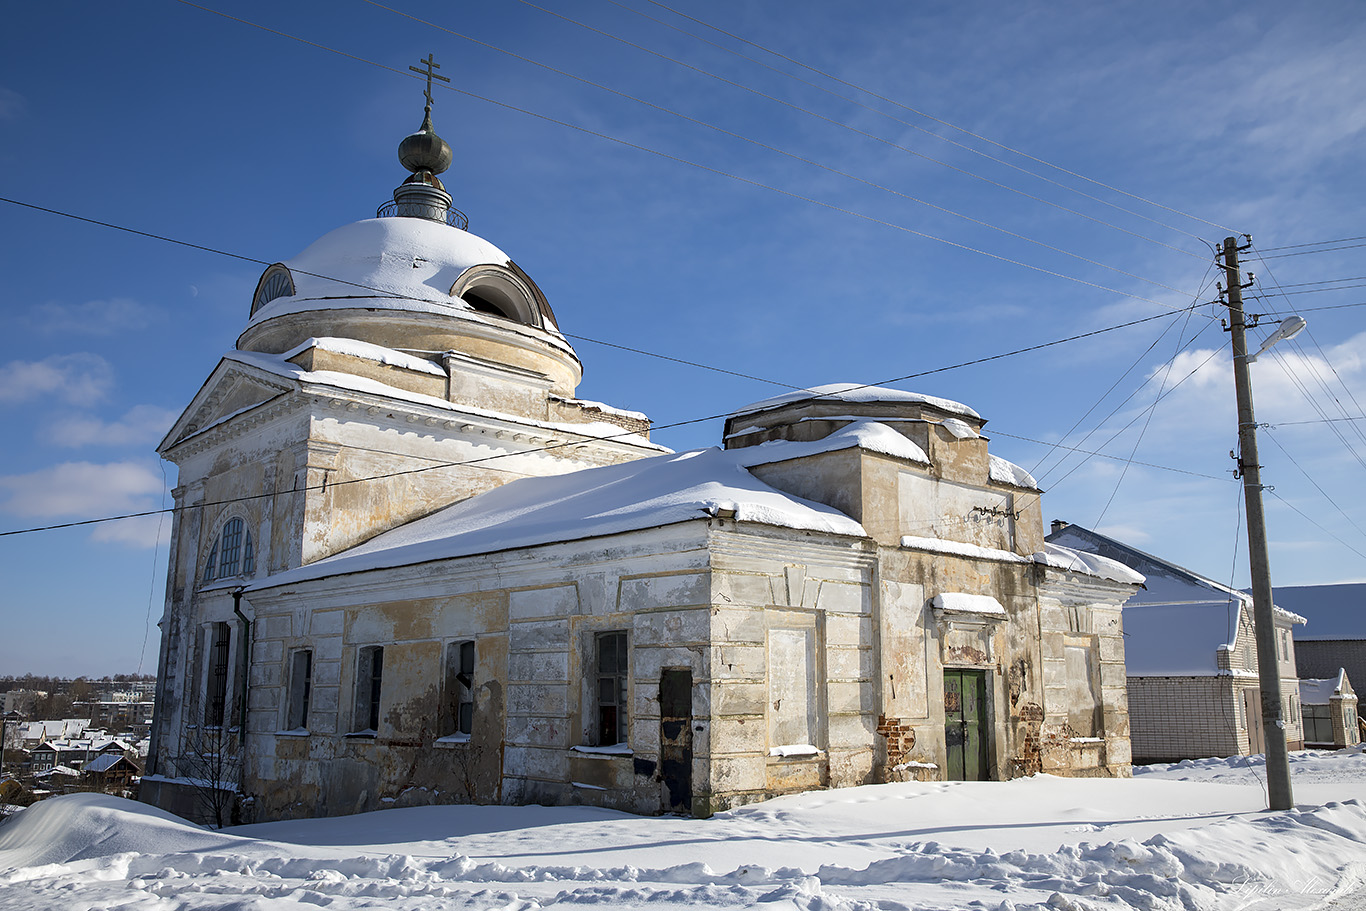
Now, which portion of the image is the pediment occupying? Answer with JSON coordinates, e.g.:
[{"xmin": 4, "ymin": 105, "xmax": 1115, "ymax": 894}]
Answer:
[{"xmin": 159, "ymin": 360, "xmax": 297, "ymax": 453}]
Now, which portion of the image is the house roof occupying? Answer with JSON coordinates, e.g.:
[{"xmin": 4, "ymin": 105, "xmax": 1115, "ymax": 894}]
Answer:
[
  {"xmin": 250, "ymin": 424, "xmax": 908, "ymax": 589},
  {"xmin": 1300, "ymin": 668, "xmax": 1355, "ymax": 704},
  {"xmin": 82, "ymin": 753, "xmax": 136, "ymax": 774},
  {"xmin": 1046, "ymin": 522, "xmax": 1305, "ymax": 676},
  {"xmin": 1271, "ymin": 583, "xmax": 1366, "ymax": 640}
]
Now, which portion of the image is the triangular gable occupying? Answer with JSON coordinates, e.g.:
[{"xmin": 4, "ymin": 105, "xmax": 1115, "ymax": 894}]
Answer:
[{"xmin": 159, "ymin": 356, "xmax": 295, "ymax": 453}]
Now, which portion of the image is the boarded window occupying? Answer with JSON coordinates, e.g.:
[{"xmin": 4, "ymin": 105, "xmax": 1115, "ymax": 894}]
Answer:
[
  {"xmin": 287, "ymin": 649, "xmax": 313, "ymax": 730},
  {"xmin": 354, "ymin": 646, "xmax": 384, "ymax": 733},
  {"xmin": 768, "ymin": 628, "xmax": 817, "ymax": 748},
  {"xmin": 596, "ymin": 631, "xmax": 628, "ymax": 745},
  {"xmin": 1064, "ymin": 643, "xmax": 1102, "ymax": 737}
]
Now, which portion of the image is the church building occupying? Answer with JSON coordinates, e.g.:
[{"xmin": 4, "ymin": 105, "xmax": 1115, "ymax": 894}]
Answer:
[{"xmin": 141, "ymin": 70, "xmax": 1144, "ymax": 824}]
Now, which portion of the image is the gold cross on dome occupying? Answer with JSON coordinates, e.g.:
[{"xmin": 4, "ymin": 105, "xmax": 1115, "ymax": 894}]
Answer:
[{"xmin": 410, "ymin": 54, "xmax": 451, "ymax": 108}]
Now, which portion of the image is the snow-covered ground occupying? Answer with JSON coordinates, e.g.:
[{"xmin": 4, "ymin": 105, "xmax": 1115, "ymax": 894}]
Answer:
[{"xmin": 3, "ymin": 748, "xmax": 1366, "ymax": 910}]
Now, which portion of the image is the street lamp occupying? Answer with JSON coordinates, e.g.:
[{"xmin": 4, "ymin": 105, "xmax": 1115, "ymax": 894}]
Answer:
[{"xmin": 1221, "ymin": 236, "xmax": 1303, "ymax": 811}]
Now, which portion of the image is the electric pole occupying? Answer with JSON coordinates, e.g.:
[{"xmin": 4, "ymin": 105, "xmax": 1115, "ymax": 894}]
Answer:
[{"xmin": 1221, "ymin": 235, "xmax": 1293, "ymax": 811}]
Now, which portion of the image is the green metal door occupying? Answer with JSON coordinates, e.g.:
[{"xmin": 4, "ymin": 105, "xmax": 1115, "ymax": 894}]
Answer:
[{"xmin": 944, "ymin": 669, "xmax": 988, "ymax": 781}]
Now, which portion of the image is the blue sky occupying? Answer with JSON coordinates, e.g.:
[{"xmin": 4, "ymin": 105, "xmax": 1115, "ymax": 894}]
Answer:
[{"xmin": 2, "ymin": 0, "xmax": 1364, "ymax": 676}]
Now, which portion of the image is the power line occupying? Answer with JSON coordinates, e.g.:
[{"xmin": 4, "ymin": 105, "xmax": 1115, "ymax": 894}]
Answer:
[
  {"xmin": 988, "ymin": 431, "xmax": 1229, "ymax": 481},
  {"xmin": 625, "ymin": 0, "xmax": 1238, "ymax": 239},
  {"xmin": 1256, "ymin": 242, "xmax": 1366, "ymax": 260},
  {"xmin": 362, "ymin": 0, "xmax": 1200, "ymax": 291},
  {"xmin": 1268, "ymin": 489, "xmax": 1366, "ymax": 563},
  {"xmin": 0, "ymin": 303, "xmax": 1208, "ymax": 541},
  {"xmin": 1253, "ymin": 235, "xmax": 1366, "ymax": 253},
  {"xmin": 576, "ymin": 0, "xmax": 1212, "ymax": 260}
]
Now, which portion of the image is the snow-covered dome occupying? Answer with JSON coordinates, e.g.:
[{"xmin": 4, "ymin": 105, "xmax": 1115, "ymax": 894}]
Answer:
[{"xmin": 236, "ymin": 101, "xmax": 581, "ymax": 395}]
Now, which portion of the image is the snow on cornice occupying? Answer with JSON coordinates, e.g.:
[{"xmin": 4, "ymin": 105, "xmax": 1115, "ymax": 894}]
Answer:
[
  {"xmin": 932, "ymin": 592, "xmax": 1007, "ymax": 615},
  {"xmin": 1035, "ymin": 543, "xmax": 1145, "ymax": 586},
  {"xmin": 284, "ymin": 337, "xmax": 446, "ymax": 376},
  {"xmin": 220, "ymin": 350, "xmax": 670, "ymax": 451},
  {"xmin": 730, "ymin": 383, "xmax": 980, "ymax": 421},
  {"xmin": 901, "ymin": 536, "xmax": 1145, "ymax": 587},
  {"xmin": 988, "ymin": 454, "xmax": 1038, "ymax": 490},
  {"xmin": 737, "ymin": 420, "xmax": 930, "ymax": 467}
]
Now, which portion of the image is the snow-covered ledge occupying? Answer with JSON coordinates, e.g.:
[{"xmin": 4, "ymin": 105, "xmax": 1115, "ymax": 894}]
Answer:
[
  {"xmin": 571, "ymin": 743, "xmax": 633, "ymax": 758},
  {"xmin": 932, "ymin": 592, "xmax": 1006, "ymax": 617},
  {"xmin": 769, "ymin": 744, "xmax": 823, "ymax": 759}
]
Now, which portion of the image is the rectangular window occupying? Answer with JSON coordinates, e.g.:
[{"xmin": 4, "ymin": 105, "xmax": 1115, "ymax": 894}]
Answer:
[
  {"xmin": 206, "ymin": 622, "xmax": 231, "ymax": 727},
  {"xmin": 354, "ymin": 646, "xmax": 384, "ymax": 733},
  {"xmin": 444, "ymin": 640, "xmax": 476, "ymax": 737},
  {"xmin": 287, "ymin": 649, "xmax": 313, "ymax": 730},
  {"xmin": 596, "ymin": 631, "xmax": 628, "ymax": 745},
  {"xmin": 1303, "ymin": 704, "xmax": 1333, "ymax": 743}
]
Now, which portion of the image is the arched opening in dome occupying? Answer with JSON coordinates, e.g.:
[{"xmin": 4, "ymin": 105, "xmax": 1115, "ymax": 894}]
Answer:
[
  {"xmin": 463, "ymin": 288, "xmax": 517, "ymax": 321},
  {"xmin": 450, "ymin": 265, "xmax": 544, "ymax": 328}
]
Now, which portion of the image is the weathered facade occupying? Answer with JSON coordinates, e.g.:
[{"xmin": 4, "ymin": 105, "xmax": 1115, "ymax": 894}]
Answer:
[
  {"xmin": 142, "ymin": 94, "xmax": 1143, "ymax": 825},
  {"xmin": 1046, "ymin": 522, "xmax": 1305, "ymax": 763}
]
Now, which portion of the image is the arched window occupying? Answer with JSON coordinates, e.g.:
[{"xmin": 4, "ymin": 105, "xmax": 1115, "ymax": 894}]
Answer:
[
  {"xmin": 250, "ymin": 263, "xmax": 296, "ymax": 317},
  {"xmin": 203, "ymin": 517, "xmax": 255, "ymax": 583}
]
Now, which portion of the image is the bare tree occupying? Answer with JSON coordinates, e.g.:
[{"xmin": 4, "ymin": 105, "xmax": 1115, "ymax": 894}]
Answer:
[{"xmin": 177, "ymin": 712, "xmax": 241, "ymax": 829}]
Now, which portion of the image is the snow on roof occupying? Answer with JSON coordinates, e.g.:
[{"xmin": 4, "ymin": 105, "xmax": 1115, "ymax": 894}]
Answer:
[
  {"xmin": 215, "ymin": 350, "xmax": 670, "ymax": 452},
  {"xmin": 549, "ymin": 395, "xmax": 649, "ymax": 423},
  {"xmin": 1123, "ymin": 602, "xmax": 1246, "ymax": 676},
  {"xmin": 739, "ymin": 420, "xmax": 929, "ymax": 466},
  {"xmin": 82, "ymin": 753, "xmax": 132, "ymax": 774},
  {"xmin": 730, "ymin": 383, "xmax": 980, "ymax": 421},
  {"xmin": 988, "ymin": 455, "xmax": 1038, "ymax": 490},
  {"xmin": 933, "ymin": 592, "xmax": 1006, "ymax": 615},
  {"xmin": 1301, "ymin": 669, "xmax": 1354, "ymax": 704},
  {"xmin": 247, "ymin": 218, "xmax": 519, "ymax": 326},
  {"xmin": 1035, "ymin": 543, "xmax": 1145, "ymax": 586},
  {"xmin": 1272, "ymin": 582, "xmax": 1366, "ymax": 640},
  {"xmin": 251, "ymin": 443, "xmax": 868, "ymax": 589},
  {"xmin": 284, "ymin": 337, "xmax": 446, "ymax": 376}
]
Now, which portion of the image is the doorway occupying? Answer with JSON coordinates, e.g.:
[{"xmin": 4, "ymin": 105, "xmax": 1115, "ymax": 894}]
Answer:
[
  {"xmin": 659, "ymin": 669, "xmax": 693, "ymax": 813},
  {"xmin": 944, "ymin": 668, "xmax": 989, "ymax": 781}
]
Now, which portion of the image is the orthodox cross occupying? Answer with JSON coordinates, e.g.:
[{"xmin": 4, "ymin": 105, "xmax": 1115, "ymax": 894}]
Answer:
[{"xmin": 410, "ymin": 54, "xmax": 450, "ymax": 109}]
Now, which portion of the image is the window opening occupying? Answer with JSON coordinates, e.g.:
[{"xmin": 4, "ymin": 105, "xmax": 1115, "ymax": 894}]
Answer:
[
  {"xmin": 219, "ymin": 518, "xmax": 243, "ymax": 577},
  {"xmin": 288, "ymin": 649, "xmax": 313, "ymax": 730},
  {"xmin": 596, "ymin": 631, "xmax": 628, "ymax": 745},
  {"xmin": 444, "ymin": 640, "xmax": 476, "ymax": 737},
  {"xmin": 243, "ymin": 531, "xmax": 255, "ymax": 576},
  {"xmin": 462, "ymin": 289, "xmax": 514, "ymax": 319},
  {"xmin": 354, "ymin": 646, "xmax": 384, "ymax": 733},
  {"xmin": 206, "ymin": 622, "xmax": 231, "ymax": 727}
]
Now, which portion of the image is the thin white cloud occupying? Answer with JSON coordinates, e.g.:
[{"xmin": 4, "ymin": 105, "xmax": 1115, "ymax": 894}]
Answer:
[
  {"xmin": 0, "ymin": 354, "xmax": 114, "ymax": 405},
  {"xmin": 0, "ymin": 87, "xmax": 23, "ymax": 121},
  {"xmin": 91, "ymin": 512, "xmax": 173, "ymax": 549},
  {"xmin": 44, "ymin": 405, "xmax": 179, "ymax": 448},
  {"xmin": 0, "ymin": 460, "xmax": 164, "ymax": 520},
  {"xmin": 28, "ymin": 297, "xmax": 155, "ymax": 335}
]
